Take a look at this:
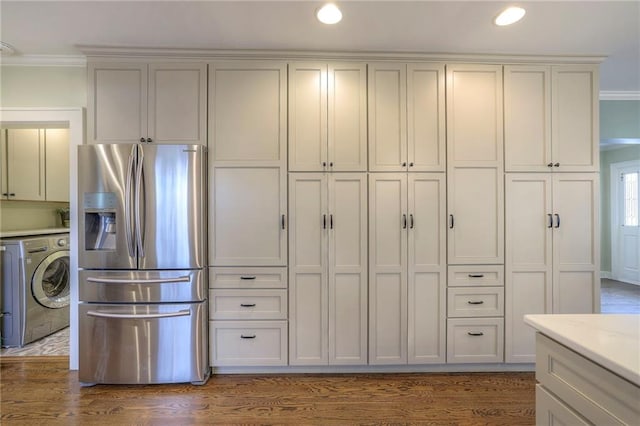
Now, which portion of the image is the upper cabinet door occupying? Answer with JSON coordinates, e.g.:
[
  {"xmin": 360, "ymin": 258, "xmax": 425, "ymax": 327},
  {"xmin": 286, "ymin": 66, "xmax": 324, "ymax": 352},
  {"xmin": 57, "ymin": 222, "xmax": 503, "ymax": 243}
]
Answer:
[
  {"xmin": 288, "ymin": 62, "xmax": 327, "ymax": 171},
  {"xmin": 552, "ymin": 65, "xmax": 599, "ymax": 172},
  {"xmin": 328, "ymin": 63, "xmax": 367, "ymax": 171},
  {"xmin": 407, "ymin": 64, "xmax": 446, "ymax": 172},
  {"xmin": 148, "ymin": 63, "xmax": 207, "ymax": 145},
  {"xmin": 446, "ymin": 64, "xmax": 503, "ymax": 167},
  {"xmin": 44, "ymin": 129, "xmax": 70, "ymax": 202},
  {"xmin": 0, "ymin": 129, "xmax": 7, "ymax": 198},
  {"xmin": 6, "ymin": 129, "xmax": 45, "ymax": 201},
  {"xmin": 210, "ymin": 61, "xmax": 287, "ymax": 165},
  {"xmin": 368, "ymin": 63, "xmax": 407, "ymax": 172},
  {"xmin": 88, "ymin": 62, "xmax": 148, "ymax": 144},
  {"xmin": 504, "ymin": 65, "xmax": 552, "ymax": 172}
]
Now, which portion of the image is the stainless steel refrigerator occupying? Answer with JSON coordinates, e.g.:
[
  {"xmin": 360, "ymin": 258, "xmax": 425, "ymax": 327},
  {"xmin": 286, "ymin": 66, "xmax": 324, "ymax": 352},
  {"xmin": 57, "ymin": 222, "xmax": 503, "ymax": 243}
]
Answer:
[{"xmin": 77, "ymin": 144, "xmax": 209, "ymax": 385}]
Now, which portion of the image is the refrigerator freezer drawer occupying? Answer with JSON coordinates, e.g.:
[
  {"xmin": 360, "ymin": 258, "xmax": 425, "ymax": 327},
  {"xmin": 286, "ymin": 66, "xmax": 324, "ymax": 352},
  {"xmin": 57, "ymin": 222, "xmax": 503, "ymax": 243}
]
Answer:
[
  {"xmin": 79, "ymin": 269, "xmax": 207, "ymax": 303},
  {"xmin": 79, "ymin": 302, "xmax": 209, "ymax": 385}
]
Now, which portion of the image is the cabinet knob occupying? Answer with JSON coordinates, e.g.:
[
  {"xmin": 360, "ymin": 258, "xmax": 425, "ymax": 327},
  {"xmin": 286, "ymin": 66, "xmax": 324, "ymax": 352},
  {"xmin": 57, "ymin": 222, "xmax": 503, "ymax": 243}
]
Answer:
[
  {"xmin": 329, "ymin": 162, "xmax": 333, "ymax": 167},
  {"xmin": 140, "ymin": 137, "xmax": 146, "ymax": 143},
  {"xmin": 553, "ymin": 163, "xmax": 560, "ymax": 167},
  {"xmin": 322, "ymin": 162, "xmax": 327, "ymax": 167},
  {"xmin": 547, "ymin": 163, "xmax": 553, "ymax": 167},
  {"xmin": 146, "ymin": 138, "xmax": 153, "ymax": 143},
  {"xmin": 402, "ymin": 162, "xmax": 407, "ymax": 167},
  {"xmin": 409, "ymin": 162, "xmax": 414, "ymax": 167},
  {"xmin": 8, "ymin": 193, "xmax": 15, "ymax": 197}
]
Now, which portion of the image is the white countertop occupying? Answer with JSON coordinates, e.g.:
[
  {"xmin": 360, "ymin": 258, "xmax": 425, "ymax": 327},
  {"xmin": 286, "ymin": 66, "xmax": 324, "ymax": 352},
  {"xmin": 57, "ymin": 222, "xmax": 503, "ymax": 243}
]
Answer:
[
  {"xmin": 524, "ymin": 314, "xmax": 640, "ymax": 386},
  {"xmin": 0, "ymin": 228, "xmax": 70, "ymax": 238}
]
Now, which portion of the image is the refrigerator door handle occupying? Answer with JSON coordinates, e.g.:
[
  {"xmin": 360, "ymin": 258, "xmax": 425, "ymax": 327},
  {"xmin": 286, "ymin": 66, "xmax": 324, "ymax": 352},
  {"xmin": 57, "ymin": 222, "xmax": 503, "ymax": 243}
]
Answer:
[
  {"xmin": 125, "ymin": 145, "xmax": 136, "ymax": 258},
  {"xmin": 86, "ymin": 309, "xmax": 191, "ymax": 320},
  {"xmin": 86, "ymin": 276, "xmax": 191, "ymax": 284},
  {"xmin": 135, "ymin": 145, "xmax": 145, "ymax": 258}
]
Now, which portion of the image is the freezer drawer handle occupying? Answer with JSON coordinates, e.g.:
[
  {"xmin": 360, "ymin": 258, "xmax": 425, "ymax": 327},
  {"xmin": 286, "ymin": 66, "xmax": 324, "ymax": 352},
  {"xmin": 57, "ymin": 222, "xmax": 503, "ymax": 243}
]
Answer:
[
  {"xmin": 87, "ymin": 309, "xmax": 190, "ymax": 319},
  {"xmin": 240, "ymin": 303, "xmax": 256, "ymax": 307},
  {"xmin": 467, "ymin": 301, "xmax": 485, "ymax": 305},
  {"xmin": 467, "ymin": 332, "xmax": 484, "ymax": 337},
  {"xmin": 86, "ymin": 276, "xmax": 191, "ymax": 284}
]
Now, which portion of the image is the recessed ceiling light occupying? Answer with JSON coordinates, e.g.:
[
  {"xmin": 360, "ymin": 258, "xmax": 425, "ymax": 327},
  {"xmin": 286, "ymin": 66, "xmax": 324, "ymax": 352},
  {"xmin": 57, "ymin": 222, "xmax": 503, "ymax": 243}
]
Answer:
[
  {"xmin": 316, "ymin": 3, "xmax": 342, "ymax": 25},
  {"xmin": 494, "ymin": 6, "xmax": 526, "ymax": 26}
]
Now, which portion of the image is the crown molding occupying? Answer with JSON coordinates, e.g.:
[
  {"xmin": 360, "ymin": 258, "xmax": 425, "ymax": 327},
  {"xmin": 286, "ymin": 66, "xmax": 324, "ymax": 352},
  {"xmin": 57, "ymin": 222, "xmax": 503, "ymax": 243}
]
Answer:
[
  {"xmin": 76, "ymin": 45, "xmax": 607, "ymax": 64},
  {"xmin": 600, "ymin": 91, "xmax": 640, "ymax": 101},
  {"xmin": 1, "ymin": 55, "xmax": 86, "ymax": 67}
]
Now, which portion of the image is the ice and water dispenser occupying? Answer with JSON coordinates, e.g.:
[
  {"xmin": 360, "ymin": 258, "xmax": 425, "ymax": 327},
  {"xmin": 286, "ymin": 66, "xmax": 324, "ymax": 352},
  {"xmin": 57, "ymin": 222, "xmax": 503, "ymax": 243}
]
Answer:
[{"xmin": 83, "ymin": 192, "xmax": 118, "ymax": 250}]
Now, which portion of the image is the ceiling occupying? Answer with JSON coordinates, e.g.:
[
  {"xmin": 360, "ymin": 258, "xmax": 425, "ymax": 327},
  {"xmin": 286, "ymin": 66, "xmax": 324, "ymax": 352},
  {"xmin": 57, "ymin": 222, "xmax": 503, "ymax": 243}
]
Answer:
[{"xmin": 1, "ymin": 1, "xmax": 639, "ymax": 93}]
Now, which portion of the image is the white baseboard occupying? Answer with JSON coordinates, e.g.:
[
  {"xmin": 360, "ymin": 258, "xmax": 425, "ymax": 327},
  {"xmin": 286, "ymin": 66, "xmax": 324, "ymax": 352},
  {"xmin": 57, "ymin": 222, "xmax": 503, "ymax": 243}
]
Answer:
[{"xmin": 601, "ymin": 271, "xmax": 612, "ymax": 279}]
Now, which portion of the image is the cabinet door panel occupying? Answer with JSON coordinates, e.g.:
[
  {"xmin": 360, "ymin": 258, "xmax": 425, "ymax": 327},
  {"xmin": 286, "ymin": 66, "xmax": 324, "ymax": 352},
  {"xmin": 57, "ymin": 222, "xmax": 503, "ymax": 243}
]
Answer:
[
  {"xmin": 368, "ymin": 63, "xmax": 406, "ymax": 171},
  {"xmin": 369, "ymin": 173, "xmax": 407, "ymax": 364},
  {"xmin": 504, "ymin": 66, "xmax": 551, "ymax": 172},
  {"xmin": 329, "ymin": 173, "xmax": 367, "ymax": 364},
  {"xmin": 148, "ymin": 63, "xmax": 206, "ymax": 145},
  {"xmin": 289, "ymin": 272, "xmax": 327, "ymax": 365},
  {"xmin": 45, "ymin": 129, "xmax": 70, "ymax": 202},
  {"xmin": 329, "ymin": 63, "xmax": 367, "ymax": 171},
  {"xmin": 552, "ymin": 66, "xmax": 599, "ymax": 172},
  {"xmin": 446, "ymin": 64, "xmax": 503, "ymax": 167},
  {"xmin": 0, "ymin": 130, "xmax": 6, "ymax": 197},
  {"xmin": 409, "ymin": 272, "xmax": 445, "ymax": 363},
  {"xmin": 552, "ymin": 174, "xmax": 599, "ymax": 313},
  {"xmin": 407, "ymin": 64, "xmax": 445, "ymax": 171},
  {"xmin": 6, "ymin": 129, "xmax": 45, "ymax": 201},
  {"xmin": 211, "ymin": 167, "xmax": 286, "ymax": 266},
  {"xmin": 505, "ymin": 174, "xmax": 553, "ymax": 363},
  {"xmin": 289, "ymin": 63, "xmax": 327, "ymax": 171},
  {"xmin": 88, "ymin": 63, "xmax": 147, "ymax": 144},
  {"xmin": 448, "ymin": 167, "xmax": 504, "ymax": 264},
  {"xmin": 210, "ymin": 62, "xmax": 286, "ymax": 163}
]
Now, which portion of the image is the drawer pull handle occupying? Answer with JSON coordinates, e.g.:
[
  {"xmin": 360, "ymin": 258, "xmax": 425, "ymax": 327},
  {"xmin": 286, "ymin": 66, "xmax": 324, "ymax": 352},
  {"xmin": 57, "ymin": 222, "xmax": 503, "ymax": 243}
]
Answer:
[
  {"xmin": 467, "ymin": 301, "xmax": 484, "ymax": 305},
  {"xmin": 467, "ymin": 332, "xmax": 484, "ymax": 336},
  {"xmin": 240, "ymin": 303, "xmax": 256, "ymax": 307},
  {"xmin": 240, "ymin": 276, "xmax": 256, "ymax": 280},
  {"xmin": 240, "ymin": 334, "xmax": 256, "ymax": 339},
  {"xmin": 468, "ymin": 274, "xmax": 484, "ymax": 278}
]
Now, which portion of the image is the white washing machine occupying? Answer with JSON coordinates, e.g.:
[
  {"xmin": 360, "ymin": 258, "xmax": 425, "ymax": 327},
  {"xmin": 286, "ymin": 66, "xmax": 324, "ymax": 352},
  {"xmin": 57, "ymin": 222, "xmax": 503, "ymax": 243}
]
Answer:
[{"xmin": 1, "ymin": 234, "xmax": 70, "ymax": 347}]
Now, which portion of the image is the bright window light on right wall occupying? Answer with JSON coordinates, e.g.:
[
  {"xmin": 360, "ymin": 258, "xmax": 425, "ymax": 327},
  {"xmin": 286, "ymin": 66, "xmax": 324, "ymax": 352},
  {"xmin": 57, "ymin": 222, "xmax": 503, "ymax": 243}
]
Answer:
[{"xmin": 494, "ymin": 6, "xmax": 526, "ymax": 26}]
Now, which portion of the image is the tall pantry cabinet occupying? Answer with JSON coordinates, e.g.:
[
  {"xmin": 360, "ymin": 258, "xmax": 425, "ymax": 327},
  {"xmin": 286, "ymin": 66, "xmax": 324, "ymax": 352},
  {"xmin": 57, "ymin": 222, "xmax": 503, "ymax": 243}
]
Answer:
[
  {"xmin": 504, "ymin": 64, "xmax": 600, "ymax": 363},
  {"xmin": 208, "ymin": 62, "xmax": 289, "ymax": 366},
  {"xmin": 367, "ymin": 63, "xmax": 447, "ymax": 365},
  {"xmin": 287, "ymin": 62, "xmax": 369, "ymax": 366}
]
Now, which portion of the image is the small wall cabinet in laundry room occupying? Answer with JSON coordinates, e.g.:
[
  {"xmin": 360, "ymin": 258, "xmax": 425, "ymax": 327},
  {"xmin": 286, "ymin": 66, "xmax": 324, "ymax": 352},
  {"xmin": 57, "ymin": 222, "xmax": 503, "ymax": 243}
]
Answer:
[
  {"xmin": 288, "ymin": 62, "xmax": 367, "ymax": 171},
  {"xmin": 87, "ymin": 61, "xmax": 207, "ymax": 145},
  {"xmin": 0, "ymin": 129, "xmax": 45, "ymax": 201},
  {"xmin": 368, "ymin": 172, "xmax": 446, "ymax": 365},
  {"xmin": 367, "ymin": 63, "xmax": 446, "ymax": 172},
  {"xmin": 288, "ymin": 173, "xmax": 368, "ymax": 365}
]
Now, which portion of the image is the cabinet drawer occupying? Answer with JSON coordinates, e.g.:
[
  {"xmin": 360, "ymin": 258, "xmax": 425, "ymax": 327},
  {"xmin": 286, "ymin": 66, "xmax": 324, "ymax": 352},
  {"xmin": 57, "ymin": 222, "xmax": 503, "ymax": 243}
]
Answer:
[
  {"xmin": 447, "ymin": 265, "xmax": 504, "ymax": 287},
  {"xmin": 536, "ymin": 384, "xmax": 590, "ymax": 426},
  {"xmin": 210, "ymin": 289, "xmax": 287, "ymax": 320},
  {"xmin": 447, "ymin": 318, "xmax": 504, "ymax": 363},
  {"xmin": 210, "ymin": 267, "xmax": 287, "ymax": 289},
  {"xmin": 447, "ymin": 287, "xmax": 504, "ymax": 317},
  {"xmin": 536, "ymin": 333, "xmax": 639, "ymax": 425},
  {"xmin": 210, "ymin": 321, "xmax": 287, "ymax": 366}
]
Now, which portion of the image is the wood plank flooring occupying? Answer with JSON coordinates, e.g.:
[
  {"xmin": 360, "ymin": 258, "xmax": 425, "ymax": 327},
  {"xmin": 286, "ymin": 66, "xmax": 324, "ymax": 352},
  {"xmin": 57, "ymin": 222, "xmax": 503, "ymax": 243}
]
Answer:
[{"xmin": 0, "ymin": 357, "xmax": 535, "ymax": 425}]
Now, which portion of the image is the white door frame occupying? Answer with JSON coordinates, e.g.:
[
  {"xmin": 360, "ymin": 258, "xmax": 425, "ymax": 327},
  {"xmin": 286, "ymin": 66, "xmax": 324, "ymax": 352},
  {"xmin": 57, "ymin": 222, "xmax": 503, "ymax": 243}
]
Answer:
[
  {"xmin": 610, "ymin": 159, "xmax": 640, "ymax": 285},
  {"xmin": 1, "ymin": 108, "xmax": 84, "ymax": 370}
]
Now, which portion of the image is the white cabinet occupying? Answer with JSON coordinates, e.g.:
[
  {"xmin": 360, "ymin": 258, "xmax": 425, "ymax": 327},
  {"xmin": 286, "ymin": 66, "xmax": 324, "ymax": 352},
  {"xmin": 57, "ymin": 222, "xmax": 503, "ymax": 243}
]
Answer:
[
  {"xmin": 369, "ymin": 173, "xmax": 446, "ymax": 364},
  {"xmin": 1, "ymin": 129, "xmax": 45, "ymax": 201},
  {"xmin": 504, "ymin": 65, "xmax": 599, "ymax": 172},
  {"xmin": 209, "ymin": 61, "xmax": 288, "ymax": 267},
  {"xmin": 446, "ymin": 64, "xmax": 504, "ymax": 265},
  {"xmin": 88, "ymin": 61, "xmax": 207, "ymax": 145},
  {"xmin": 44, "ymin": 129, "xmax": 70, "ymax": 202},
  {"xmin": 288, "ymin": 62, "xmax": 367, "ymax": 171},
  {"xmin": 505, "ymin": 174, "xmax": 599, "ymax": 362},
  {"xmin": 368, "ymin": 63, "xmax": 445, "ymax": 172},
  {"xmin": 288, "ymin": 173, "xmax": 368, "ymax": 365}
]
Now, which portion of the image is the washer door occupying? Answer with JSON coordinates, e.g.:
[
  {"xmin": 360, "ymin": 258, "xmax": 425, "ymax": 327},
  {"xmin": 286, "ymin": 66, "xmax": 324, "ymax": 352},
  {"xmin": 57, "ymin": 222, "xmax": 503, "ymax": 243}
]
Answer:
[{"xmin": 32, "ymin": 250, "xmax": 71, "ymax": 308}]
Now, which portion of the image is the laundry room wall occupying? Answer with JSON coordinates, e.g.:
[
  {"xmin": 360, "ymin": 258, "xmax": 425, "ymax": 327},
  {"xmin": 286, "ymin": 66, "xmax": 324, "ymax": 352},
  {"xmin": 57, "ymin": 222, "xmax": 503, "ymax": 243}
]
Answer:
[{"xmin": 0, "ymin": 64, "xmax": 86, "ymax": 232}]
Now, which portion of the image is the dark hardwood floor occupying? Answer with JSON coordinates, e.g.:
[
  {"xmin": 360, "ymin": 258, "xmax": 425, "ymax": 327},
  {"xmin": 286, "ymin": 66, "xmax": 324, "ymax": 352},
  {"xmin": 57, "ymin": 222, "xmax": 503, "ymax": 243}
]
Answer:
[{"xmin": 0, "ymin": 357, "xmax": 535, "ymax": 425}]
